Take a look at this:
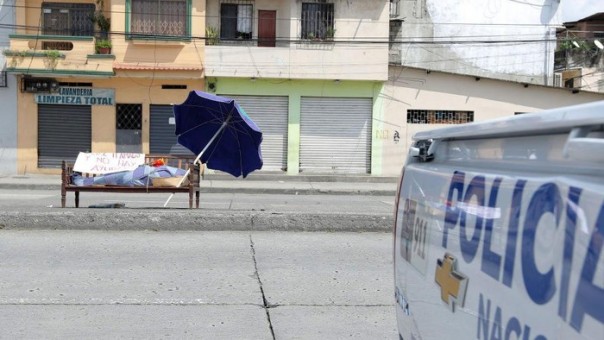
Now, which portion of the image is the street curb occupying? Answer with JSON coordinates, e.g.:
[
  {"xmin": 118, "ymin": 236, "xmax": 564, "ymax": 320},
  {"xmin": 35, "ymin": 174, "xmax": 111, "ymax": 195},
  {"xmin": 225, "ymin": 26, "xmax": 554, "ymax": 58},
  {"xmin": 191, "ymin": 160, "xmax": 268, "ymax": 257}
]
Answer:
[
  {"xmin": 205, "ymin": 173, "xmax": 400, "ymax": 183},
  {"xmin": 0, "ymin": 210, "xmax": 394, "ymax": 232}
]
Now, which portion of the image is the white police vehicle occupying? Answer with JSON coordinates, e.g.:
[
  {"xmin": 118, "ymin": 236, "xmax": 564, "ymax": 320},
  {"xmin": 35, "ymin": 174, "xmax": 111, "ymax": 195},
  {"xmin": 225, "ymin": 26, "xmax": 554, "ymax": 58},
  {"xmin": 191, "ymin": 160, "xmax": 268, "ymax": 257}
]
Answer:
[{"xmin": 393, "ymin": 101, "xmax": 604, "ymax": 340}]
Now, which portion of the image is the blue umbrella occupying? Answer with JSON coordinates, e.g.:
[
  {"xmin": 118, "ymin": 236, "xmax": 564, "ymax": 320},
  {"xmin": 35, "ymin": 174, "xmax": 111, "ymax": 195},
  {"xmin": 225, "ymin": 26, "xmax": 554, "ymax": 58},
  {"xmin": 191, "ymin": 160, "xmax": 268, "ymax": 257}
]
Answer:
[{"xmin": 173, "ymin": 91, "xmax": 263, "ymax": 178}]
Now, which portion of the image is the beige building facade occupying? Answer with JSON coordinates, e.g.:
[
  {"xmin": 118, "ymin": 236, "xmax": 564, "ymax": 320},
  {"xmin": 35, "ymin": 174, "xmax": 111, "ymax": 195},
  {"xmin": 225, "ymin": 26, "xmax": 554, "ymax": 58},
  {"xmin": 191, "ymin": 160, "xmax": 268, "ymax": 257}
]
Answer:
[
  {"xmin": 7, "ymin": 0, "xmax": 206, "ymax": 174},
  {"xmin": 378, "ymin": 67, "xmax": 604, "ymax": 176}
]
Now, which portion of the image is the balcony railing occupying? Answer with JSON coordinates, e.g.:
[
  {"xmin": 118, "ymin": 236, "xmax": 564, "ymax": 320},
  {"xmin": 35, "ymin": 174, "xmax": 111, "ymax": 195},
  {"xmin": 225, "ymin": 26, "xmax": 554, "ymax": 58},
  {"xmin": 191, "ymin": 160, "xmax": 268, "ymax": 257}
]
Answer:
[{"xmin": 5, "ymin": 35, "xmax": 114, "ymax": 77}]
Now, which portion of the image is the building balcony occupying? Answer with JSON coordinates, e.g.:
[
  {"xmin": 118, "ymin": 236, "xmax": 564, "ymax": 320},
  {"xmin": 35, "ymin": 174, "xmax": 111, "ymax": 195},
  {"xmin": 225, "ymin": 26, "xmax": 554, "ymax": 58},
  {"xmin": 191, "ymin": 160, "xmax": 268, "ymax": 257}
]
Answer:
[
  {"xmin": 5, "ymin": 35, "xmax": 114, "ymax": 78},
  {"xmin": 204, "ymin": 42, "xmax": 388, "ymax": 81},
  {"xmin": 204, "ymin": 0, "xmax": 389, "ymax": 81}
]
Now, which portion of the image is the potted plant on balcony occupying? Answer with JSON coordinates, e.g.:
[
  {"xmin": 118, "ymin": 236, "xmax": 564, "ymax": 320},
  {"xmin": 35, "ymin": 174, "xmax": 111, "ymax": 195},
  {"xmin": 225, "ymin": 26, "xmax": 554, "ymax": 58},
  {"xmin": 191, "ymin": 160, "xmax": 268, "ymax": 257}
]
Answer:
[
  {"xmin": 39, "ymin": 50, "xmax": 62, "ymax": 69},
  {"xmin": 206, "ymin": 26, "xmax": 219, "ymax": 45},
  {"xmin": 2, "ymin": 49, "xmax": 29, "ymax": 67},
  {"xmin": 95, "ymin": 39, "xmax": 112, "ymax": 54}
]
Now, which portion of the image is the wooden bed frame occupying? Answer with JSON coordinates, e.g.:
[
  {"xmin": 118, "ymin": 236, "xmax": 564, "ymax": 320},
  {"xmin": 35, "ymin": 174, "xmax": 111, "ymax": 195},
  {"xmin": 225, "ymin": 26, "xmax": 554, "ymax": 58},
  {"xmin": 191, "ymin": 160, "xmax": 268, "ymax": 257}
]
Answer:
[{"xmin": 61, "ymin": 155, "xmax": 202, "ymax": 208}]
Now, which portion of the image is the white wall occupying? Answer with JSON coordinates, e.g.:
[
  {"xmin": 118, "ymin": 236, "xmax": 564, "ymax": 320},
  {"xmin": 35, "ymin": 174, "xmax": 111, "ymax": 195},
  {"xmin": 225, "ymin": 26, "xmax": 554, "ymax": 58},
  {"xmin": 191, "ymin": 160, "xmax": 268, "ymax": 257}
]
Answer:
[
  {"xmin": 0, "ymin": 0, "xmax": 17, "ymax": 175},
  {"xmin": 205, "ymin": 0, "xmax": 389, "ymax": 81},
  {"xmin": 391, "ymin": 0, "xmax": 562, "ymax": 85},
  {"xmin": 377, "ymin": 66, "xmax": 604, "ymax": 176}
]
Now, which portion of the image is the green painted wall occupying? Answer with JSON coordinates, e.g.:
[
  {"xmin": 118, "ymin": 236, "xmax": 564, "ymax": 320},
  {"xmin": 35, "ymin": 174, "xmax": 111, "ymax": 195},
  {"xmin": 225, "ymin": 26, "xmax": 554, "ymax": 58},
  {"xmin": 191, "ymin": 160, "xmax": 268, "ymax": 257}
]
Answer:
[{"xmin": 209, "ymin": 77, "xmax": 384, "ymax": 175}]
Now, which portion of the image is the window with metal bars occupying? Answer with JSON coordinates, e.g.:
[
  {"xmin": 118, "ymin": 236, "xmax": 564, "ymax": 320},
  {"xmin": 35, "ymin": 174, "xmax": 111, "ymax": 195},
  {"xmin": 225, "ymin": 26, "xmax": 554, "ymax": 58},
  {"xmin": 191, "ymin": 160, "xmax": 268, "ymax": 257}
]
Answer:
[
  {"xmin": 59, "ymin": 82, "xmax": 93, "ymax": 87},
  {"xmin": 301, "ymin": 2, "xmax": 334, "ymax": 40},
  {"xmin": 42, "ymin": 3, "xmax": 95, "ymax": 36},
  {"xmin": 220, "ymin": 1, "xmax": 253, "ymax": 40},
  {"xmin": 407, "ymin": 110, "xmax": 474, "ymax": 124},
  {"xmin": 41, "ymin": 42, "xmax": 74, "ymax": 51},
  {"xmin": 0, "ymin": 71, "xmax": 7, "ymax": 88},
  {"xmin": 116, "ymin": 104, "xmax": 142, "ymax": 130},
  {"xmin": 131, "ymin": 0, "xmax": 187, "ymax": 37},
  {"xmin": 390, "ymin": 0, "xmax": 400, "ymax": 18}
]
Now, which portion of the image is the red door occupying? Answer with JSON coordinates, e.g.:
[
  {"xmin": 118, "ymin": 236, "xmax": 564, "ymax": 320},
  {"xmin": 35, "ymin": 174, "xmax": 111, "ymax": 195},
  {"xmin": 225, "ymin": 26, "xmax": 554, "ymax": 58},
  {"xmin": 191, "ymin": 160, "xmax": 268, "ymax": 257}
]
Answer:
[{"xmin": 258, "ymin": 10, "xmax": 276, "ymax": 47}]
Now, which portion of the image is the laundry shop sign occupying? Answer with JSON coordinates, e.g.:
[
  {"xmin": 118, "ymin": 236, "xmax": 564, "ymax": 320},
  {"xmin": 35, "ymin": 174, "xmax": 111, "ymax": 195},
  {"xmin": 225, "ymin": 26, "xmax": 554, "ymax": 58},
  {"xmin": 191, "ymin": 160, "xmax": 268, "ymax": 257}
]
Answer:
[{"xmin": 35, "ymin": 87, "xmax": 114, "ymax": 106}]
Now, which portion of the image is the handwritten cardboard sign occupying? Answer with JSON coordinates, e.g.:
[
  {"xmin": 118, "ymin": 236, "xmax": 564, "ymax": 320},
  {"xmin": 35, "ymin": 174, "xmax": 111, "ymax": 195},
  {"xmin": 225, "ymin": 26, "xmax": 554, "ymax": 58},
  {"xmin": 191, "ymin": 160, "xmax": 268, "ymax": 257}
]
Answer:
[{"xmin": 73, "ymin": 153, "xmax": 145, "ymax": 174}]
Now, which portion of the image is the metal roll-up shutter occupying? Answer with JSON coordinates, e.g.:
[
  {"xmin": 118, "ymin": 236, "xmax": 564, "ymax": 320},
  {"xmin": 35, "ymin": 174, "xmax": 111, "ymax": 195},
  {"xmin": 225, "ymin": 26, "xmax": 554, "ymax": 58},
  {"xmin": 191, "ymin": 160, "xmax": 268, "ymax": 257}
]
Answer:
[
  {"xmin": 38, "ymin": 104, "xmax": 91, "ymax": 168},
  {"xmin": 150, "ymin": 105, "xmax": 192, "ymax": 156},
  {"xmin": 300, "ymin": 97, "xmax": 372, "ymax": 174},
  {"xmin": 221, "ymin": 95, "xmax": 288, "ymax": 171}
]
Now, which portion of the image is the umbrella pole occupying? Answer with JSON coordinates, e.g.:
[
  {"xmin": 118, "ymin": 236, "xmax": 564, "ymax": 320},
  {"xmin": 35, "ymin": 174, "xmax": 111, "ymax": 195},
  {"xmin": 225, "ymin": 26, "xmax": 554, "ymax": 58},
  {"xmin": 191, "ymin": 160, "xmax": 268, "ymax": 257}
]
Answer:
[{"xmin": 163, "ymin": 121, "xmax": 228, "ymax": 207}]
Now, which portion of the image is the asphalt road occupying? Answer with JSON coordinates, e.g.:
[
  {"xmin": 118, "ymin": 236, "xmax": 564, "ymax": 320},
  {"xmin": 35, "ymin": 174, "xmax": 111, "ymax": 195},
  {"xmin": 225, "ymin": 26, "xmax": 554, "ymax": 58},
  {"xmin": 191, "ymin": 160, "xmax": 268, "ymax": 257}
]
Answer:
[{"xmin": 0, "ymin": 230, "xmax": 397, "ymax": 339}]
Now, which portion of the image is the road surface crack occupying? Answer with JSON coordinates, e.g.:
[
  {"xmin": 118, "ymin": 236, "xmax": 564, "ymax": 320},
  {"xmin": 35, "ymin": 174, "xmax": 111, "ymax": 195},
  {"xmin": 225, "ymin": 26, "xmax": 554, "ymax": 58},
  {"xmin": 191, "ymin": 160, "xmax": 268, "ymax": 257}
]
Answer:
[{"xmin": 250, "ymin": 235, "xmax": 276, "ymax": 340}]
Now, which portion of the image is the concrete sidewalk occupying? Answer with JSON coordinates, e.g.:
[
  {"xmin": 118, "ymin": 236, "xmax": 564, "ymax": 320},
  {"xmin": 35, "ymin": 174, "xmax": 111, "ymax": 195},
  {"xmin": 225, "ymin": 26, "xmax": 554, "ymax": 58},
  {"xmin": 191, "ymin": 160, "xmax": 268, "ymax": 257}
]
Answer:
[
  {"xmin": 0, "ymin": 172, "xmax": 399, "ymax": 232},
  {"xmin": 0, "ymin": 172, "xmax": 399, "ymax": 196}
]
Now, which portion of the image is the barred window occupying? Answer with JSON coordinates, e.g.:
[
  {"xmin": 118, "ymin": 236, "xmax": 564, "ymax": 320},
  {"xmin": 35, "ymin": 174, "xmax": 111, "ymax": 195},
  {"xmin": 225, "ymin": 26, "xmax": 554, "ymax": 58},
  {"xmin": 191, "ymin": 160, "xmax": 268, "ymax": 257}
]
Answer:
[
  {"xmin": 390, "ymin": 0, "xmax": 400, "ymax": 18},
  {"xmin": 131, "ymin": 0, "xmax": 187, "ymax": 37},
  {"xmin": 42, "ymin": 3, "xmax": 95, "ymax": 36},
  {"xmin": 301, "ymin": 2, "xmax": 334, "ymax": 40},
  {"xmin": 116, "ymin": 104, "xmax": 142, "ymax": 130},
  {"xmin": 0, "ymin": 71, "xmax": 7, "ymax": 88},
  {"xmin": 407, "ymin": 110, "xmax": 474, "ymax": 124},
  {"xmin": 220, "ymin": 2, "xmax": 253, "ymax": 40}
]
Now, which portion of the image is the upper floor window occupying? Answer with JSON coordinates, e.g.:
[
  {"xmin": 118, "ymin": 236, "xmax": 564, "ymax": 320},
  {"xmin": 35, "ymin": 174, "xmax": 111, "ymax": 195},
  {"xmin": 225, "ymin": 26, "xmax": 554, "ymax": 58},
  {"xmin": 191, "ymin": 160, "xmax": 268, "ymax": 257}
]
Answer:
[
  {"xmin": 131, "ymin": 0, "xmax": 187, "ymax": 37},
  {"xmin": 220, "ymin": 2, "xmax": 253, "ymax": 40},
  {"xmin": 390, "ymin": 0, "xmax": 400, "ymax": 18},
  {"xmin": 301, "ymin": 2, "xmax": 334, "ymax": 40},
  {"xmin": 407, "ymin": 110, "xmax": 474, "ymax": 124},
  {"xmin": 42, "ymin": 3, "xmax": 95, "ymax": 36}
]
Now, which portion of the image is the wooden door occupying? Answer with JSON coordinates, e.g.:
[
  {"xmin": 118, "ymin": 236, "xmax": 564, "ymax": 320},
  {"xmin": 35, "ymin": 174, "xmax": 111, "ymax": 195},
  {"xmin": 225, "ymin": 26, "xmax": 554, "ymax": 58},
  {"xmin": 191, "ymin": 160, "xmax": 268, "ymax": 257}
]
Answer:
[{"xmin": 258, "ymin": 10, "xmax": 276, "ymax": 47}]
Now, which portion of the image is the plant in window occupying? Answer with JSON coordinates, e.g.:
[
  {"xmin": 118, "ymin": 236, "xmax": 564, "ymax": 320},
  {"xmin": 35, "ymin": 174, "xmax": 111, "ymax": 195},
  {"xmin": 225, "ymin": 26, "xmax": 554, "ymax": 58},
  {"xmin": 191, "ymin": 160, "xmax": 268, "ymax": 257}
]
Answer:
[
  {"xmin": 325, "ymin": 27, "xmax": 336, "ymax": 40},
  {"xmin": 91, "ymin": 0, "xmax": 111, "ymax": 39},
  {"xmin": 206, "ymin": 26, "xmax": 219, "ymax": 45}
]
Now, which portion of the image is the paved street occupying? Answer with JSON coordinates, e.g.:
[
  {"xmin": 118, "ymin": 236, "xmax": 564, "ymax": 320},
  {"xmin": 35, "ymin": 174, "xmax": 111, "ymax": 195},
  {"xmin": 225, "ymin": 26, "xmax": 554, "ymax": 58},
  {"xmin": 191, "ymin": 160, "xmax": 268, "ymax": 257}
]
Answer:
[
  {"xmin": 0, "ymin": 230, "xmax": 397, "ymax": 339},
  {"xmin": 0, "ymin": 175, "xmax": 399, "ymax": 338},
  {"xmin": 0, "ymin": 189, "xmax": 395, "ymax": 232}
]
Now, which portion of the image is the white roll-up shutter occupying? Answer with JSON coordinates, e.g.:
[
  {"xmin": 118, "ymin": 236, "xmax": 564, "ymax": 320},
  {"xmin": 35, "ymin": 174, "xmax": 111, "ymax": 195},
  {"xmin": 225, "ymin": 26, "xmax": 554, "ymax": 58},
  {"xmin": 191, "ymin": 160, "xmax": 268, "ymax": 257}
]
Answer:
[
  {"xmin": 38, "ymin": 104, "xmax": 91, "ymax": 168},
  {"xmin": 300, "ymin": 97, "xmax": 372, "ymax": 174},
  {"xmin": 221, "ymin": 95, "xmax": 288, "ymax": 172}
]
